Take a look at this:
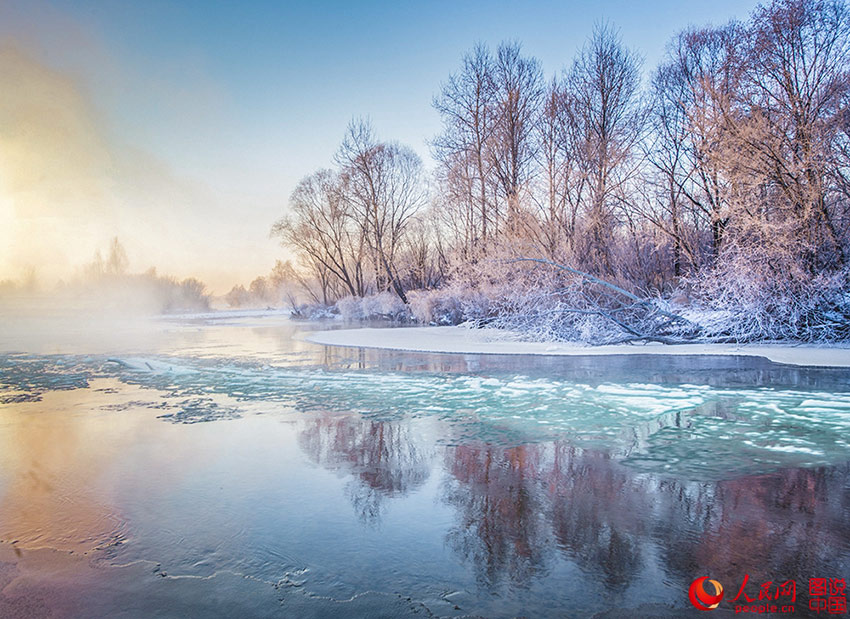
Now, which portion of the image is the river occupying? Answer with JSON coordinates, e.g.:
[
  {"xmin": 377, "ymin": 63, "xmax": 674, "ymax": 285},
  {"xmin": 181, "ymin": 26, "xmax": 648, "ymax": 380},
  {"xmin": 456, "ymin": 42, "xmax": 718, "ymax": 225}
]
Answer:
[{"xmin": 0, "ymin": 312, "xmax": 848, "ymax": 617}]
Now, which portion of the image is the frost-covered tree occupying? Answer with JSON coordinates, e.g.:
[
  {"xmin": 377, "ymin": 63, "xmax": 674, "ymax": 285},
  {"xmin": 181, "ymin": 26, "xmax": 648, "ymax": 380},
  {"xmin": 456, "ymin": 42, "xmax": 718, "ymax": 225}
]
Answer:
[
  {"xmin": 489, "ymin": 41, "xmax": 545, "ymax": 230},
  {"xmin": 272, "ymin": 169, "xmax": 370, "ymax": 300},
  {"xmin": 433, "ymin": 44, "xmax": 498, "ymax": 254},
  {"xmin": 562, "ymin": 24, "xmax": 645, "ymax": 275},
  {"xmin": 336, "ymin": 120, "xmax": 427, "ymax": 304},
  {"xmin": 270, "ymin": 0, "xmax": 850, "ymax": 341}
]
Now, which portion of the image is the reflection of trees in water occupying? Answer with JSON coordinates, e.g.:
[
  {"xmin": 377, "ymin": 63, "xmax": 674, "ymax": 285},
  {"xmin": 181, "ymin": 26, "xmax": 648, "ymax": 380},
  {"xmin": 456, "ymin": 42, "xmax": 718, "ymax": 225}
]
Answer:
[
  {"xmin": 298, "ymin": 414, "xmax": 432, "ymax": 524},
  {"xmin": 443, "ymin": 444, "xmax": 553, "ymax": 589},
  {"xmin": 545, "ymin": 444, "xmax": 646, "ymax": 590},
  {"xmin": 444, "ymin": 441, "xmax": 850, "ymax": 594},
  {"xmin": 299, "ymin": 413, "xmax": 850, "ymax": 595},
  {"xmin": 655, "ymin": 464, "xmax": 850, "ymax": 592},
  {"xmin": 441, "ymin": 443, "xmax": 647, "ymax": 591}
]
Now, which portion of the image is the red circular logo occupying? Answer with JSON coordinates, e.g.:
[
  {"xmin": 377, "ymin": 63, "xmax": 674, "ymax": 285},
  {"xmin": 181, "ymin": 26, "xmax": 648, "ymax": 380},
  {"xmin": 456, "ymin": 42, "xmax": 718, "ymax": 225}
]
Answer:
[{"xmin": 689, "ymin": 577, "xmax": 724, "ymax": 611}]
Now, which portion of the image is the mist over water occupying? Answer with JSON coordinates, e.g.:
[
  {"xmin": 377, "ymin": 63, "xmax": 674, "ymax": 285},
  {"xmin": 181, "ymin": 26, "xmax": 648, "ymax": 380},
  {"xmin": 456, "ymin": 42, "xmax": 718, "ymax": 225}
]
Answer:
[
  {"xmin": 0, "ymin": 39, "xmax": 281, "ymax": 292},
  {"xmin": 0, "ymin": 315, "xmax": 848, "ymax": 617}
]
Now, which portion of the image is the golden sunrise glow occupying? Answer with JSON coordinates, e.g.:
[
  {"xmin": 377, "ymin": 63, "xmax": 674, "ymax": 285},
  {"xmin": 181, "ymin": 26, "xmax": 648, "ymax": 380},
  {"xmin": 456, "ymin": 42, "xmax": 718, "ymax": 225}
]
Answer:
[{"xmin": 0, "ymin": 44, "xmax": 282, "ymax": 293}]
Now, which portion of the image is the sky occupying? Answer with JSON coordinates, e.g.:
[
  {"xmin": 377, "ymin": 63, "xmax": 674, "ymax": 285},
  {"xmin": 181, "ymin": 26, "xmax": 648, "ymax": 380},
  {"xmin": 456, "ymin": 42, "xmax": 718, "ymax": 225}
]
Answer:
[{"xmin": 0, "ymin": 0, "xmax": 763, "ymax": 294}]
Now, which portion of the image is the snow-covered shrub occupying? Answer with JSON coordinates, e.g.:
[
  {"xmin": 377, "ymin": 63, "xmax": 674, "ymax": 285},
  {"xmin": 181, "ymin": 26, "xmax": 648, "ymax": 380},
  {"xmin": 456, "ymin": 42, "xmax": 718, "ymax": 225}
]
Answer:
[
  {"xmin": 361, "ymin": 291, "xmax": 408, "ymax": 320},
  {"xmin": 335, "ymin": 292, "xmax": 410, "ymax": 321},
  {"xmin": 158, "ymin": 277, "xmax": 211, "ymax": 313},
  {"xmin": 407, "ymin": 289, "xmax": 448, "ymax": 324},
  {"xmin": 430, "ymin": 247, "xmax": 640, "ymax": 343},
  {"xmin": 686, "ymin": 221, "xmax": 850, "ymax": 342},
  {"xmin": 484, "ymin": 282, "xmax": 632, "ymax": 344},
  {"xmin": 688, "ymin": 268, "xmax": 850, "ymax": 342},
  {"xmin": 407, "ymin": 287, "xmax": 486, "ymax": 325},
  {"xmin": 289, "ymin": 303, "xmax": 339, "ymax": 320},
  {"xmin": 336, "ymin": 295, "xmax": 365, "ymax": 320}
]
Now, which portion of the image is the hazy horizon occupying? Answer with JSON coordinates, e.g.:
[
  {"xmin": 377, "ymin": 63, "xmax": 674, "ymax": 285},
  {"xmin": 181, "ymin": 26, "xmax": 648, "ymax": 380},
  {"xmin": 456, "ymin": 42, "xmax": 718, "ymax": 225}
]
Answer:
[{"xmin": 0, "ymin": 0, "xmax": 763, "ymax": 294}]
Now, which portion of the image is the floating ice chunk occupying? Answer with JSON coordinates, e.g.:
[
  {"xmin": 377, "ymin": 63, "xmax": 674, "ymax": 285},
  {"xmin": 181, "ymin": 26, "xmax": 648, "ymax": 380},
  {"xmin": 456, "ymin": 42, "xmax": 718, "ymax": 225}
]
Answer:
[
  {"xmin": 765, "ymin": 444, "xmax": 825, "ymax": 456},
  {"xmin": 503, "ymin": 379, "xmax": 557, "ymax": 391},
  {"xmin": 106, "ymin": 357, "xmax": 196, "ymax": 374},
  {"xmin": 798, "ymin": 399, "xmax": 850, "ymax": 409}
]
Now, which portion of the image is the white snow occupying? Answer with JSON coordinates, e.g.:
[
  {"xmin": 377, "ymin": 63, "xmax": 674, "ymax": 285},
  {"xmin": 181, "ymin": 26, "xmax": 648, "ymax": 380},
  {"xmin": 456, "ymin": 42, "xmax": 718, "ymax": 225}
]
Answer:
[{"xmin": 306, "ymin": 326, "xmax": 850, "ymax": 368}]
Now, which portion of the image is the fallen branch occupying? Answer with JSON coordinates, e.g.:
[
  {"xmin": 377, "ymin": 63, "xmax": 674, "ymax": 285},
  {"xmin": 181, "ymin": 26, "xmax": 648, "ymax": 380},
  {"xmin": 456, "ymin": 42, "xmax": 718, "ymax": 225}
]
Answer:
[{"xmin": 508, "ymin": 257, "xmax": 701, "ymax": 329}]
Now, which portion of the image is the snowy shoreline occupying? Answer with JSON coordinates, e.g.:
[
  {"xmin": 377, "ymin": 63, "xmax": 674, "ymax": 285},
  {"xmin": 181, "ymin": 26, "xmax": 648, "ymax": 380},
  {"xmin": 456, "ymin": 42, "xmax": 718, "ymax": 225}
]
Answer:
[{"xmin": 307, "ymin": 325, "xmax": 850, "ymax": 368}]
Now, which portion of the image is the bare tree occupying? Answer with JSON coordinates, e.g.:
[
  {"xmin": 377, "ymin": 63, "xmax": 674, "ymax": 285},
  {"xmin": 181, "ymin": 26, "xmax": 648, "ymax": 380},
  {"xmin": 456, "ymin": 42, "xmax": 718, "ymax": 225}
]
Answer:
[
  {"xmin": 272, "ymin": 169, "xmax": 369, "ymax": 302},
  {"xmin": 563, "ymin": 24, "xmax": 645, "ymax": 275},
  {"xmin": 726, "ymin": 0, "xmax": 850, "ymax": 270},
  {"xmin": 675, "ymin": 25, "xmax": 742, "ymax": 259},
  {"xmin": 489, "ymin": 41, "xmax": 545, "ymax": 230},
  {"xmin": 397, "ymin": 212, "xmax": 448, "ymax": 290},
  {"xmin": 433, "ymin": 44, "xmax": 498, "ymax": 253},
  {"xmin": 336, "ymin": 119, "xmax": 427, "ymax": 303},
  {"xmin": 532, "ymin": 78, "xmax": 569, "ymax": 258},
  {"xmin": 106, "ymin": 237, "xmax": 129, "ymax": 276}
]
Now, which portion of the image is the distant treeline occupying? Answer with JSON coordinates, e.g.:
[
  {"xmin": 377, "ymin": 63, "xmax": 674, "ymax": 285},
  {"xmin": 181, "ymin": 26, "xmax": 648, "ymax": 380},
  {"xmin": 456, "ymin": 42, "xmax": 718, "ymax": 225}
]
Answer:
[
  {"xmin": 275, "ymin": 0, "xmax": 850, "ymax": 342},
  {"xmin": 1, "ymin": 238, "xmax": 211, "ymax": 314},
  {"xmin": 223, "ymin": 260, "xmax": 301, "ymax": 309}
]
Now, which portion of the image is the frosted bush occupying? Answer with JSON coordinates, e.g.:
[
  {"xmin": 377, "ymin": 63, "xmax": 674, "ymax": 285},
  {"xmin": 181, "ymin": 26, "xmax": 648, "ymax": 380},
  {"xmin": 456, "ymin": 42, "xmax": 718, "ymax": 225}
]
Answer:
[
  {"xmin": 336, "ymin": 295, "xmax": 365, "ymax": 320},
  {"xmin": 361, "ymin": 291, "xmax": 408, "ymax": 319},
  {"xmin": 406, "ymin": 287, "xmax": 490, "ymax": 325},
  {"xmin": 335, "ymin": 292, "xmax": 410, "ymax": 321},
  {"xmin": 687, "ymin": 234, "xmax": 850, "ymax": 342},
  {"xmin": 406, "ymin": 290, "xmax": 436, "ymax": 323}
]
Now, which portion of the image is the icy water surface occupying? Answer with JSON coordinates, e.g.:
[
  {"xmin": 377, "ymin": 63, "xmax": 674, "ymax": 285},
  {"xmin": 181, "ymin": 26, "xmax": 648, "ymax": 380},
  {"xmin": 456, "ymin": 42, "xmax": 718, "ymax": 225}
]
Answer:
[{"xmin": 0, "ymin": 312, "xmax": 849, "ymax": 618}]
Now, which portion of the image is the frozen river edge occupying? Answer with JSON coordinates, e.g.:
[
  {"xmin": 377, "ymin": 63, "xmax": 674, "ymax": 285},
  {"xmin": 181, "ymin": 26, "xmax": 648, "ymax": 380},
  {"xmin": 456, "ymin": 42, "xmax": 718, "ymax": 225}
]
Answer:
[{"xmin": 307, "ymin": 325, "xmax": 850, "ymax": 368}]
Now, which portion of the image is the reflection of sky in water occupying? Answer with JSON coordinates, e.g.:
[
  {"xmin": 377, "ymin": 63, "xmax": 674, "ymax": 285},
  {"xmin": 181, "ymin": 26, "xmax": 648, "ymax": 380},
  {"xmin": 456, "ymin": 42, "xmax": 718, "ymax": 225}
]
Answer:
[{"xmin": 0, "ymin": 318, "xmax": 849, "ymax": 617}]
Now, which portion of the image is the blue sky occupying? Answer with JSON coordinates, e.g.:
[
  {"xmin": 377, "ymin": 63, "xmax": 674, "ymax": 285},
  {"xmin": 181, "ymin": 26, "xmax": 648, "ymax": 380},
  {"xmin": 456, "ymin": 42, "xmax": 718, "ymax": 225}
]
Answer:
[{"xmin": 0, "ymin": 0, "xmax": 762, "ymax": 290}]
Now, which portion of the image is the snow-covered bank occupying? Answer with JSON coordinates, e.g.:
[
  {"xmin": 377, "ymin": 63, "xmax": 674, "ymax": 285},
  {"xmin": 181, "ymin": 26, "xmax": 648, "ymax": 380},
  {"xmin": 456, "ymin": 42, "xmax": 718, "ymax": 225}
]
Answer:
[{"xmin": 307, "ymin": 326, "xmax": 850, "ymax": 368}]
